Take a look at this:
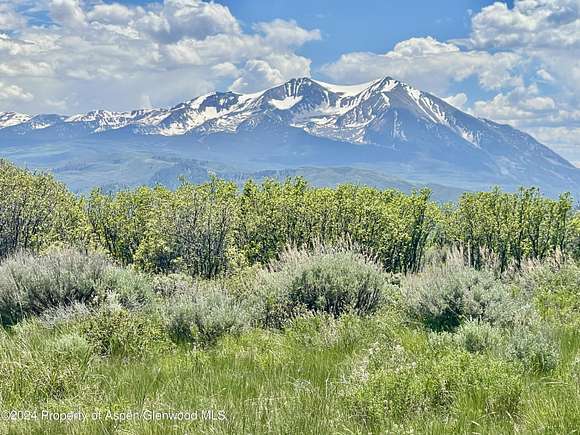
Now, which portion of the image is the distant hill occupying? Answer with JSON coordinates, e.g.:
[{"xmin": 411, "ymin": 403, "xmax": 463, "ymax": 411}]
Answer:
[{"xmin": 148, "ymin": 159, "xmax": 466, "ymax": 202}]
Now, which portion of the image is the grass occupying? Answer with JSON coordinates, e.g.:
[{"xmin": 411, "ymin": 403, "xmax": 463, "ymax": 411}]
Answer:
[
  {"xmin": 0, "ymin": 249, "xmax": 579, "ymax": 434},
  {"xmin": 0, "ymin": 311, "xmax": 578, "ymax": 434}
]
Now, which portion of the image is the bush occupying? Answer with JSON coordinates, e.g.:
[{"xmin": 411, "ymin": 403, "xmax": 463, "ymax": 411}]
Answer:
[
  {"xmin": 101, "ymin": 266, "xmax": 154, "ymax": 309},
  {"xmin": 403, "ymin": 263, "xmax": 532, "ymax": 331},
  {"xmin": 167, "ymin": 286, "xmax": 253, "ymax": 346},
  {"xmin": 80, "ymin": 306, "xmax": 170, "ymax": 358},
  {"xmin": 453, "ymin": 320, "xmax": 502, "ymax": 353},
  {"xmin": 0, "ymin": 249, "xmax": 155, "ymax": 326},
  {"xmin": 253, "ymin": 245, "xmax": 391, "ymax": 327},
  {"xmin": 0, "ymin": 249, "xmax": 109, "ymax": 326},
  {"xmin": 151, "ymin": 273, "xmax": 195, "ymax": 298},
  {"xmin": 505, "ymin": 326, "xmax": 559, "ymax": 374},
  {"xmin": 519, "ymin": 261, "xmax": 580, "ymax": 327}
]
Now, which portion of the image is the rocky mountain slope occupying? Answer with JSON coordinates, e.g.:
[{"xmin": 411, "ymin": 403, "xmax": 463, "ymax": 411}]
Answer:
[{"xmin": 1, "ymin": 76, "xmax": 578, "ymax": 197}]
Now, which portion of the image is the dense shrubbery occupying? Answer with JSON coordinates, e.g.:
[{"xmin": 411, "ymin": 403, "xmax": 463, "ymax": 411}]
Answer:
[
  {"xmin": 402, "ymin": 262, "xmax": 532, "ymax": 331},
  {"xmin": 0, "ymin": 249, "xmax": 108, "ymax": 326},
  {"xmin": 452, "ymin": 320, "xmax": 502, "ymax": 353},
  {"xmin": 80, "ymin": 306, "xmax": 170, "ymax": 358},
  {"xmin": 342, "ymin": 336, "xmax": 524, "ymax": 424},
  {"xmin": 0, "ymin": 160, "xmax": 86, "ymax": 260},
  {"xmin": 251, "ymin": 245, "xmax": 392, "ymax": 328},
  {"xmin": 518, "ymin": 260, "xmax": 580, "ymax": 327},
  {"xmin": 2, "ymin": 160, "xmax": 578, "ymax": 278},
  {"xmin": 167, "ymin": 285, "xmax": 253, "ymax": 346},
  {"xmin": 439, "ymin": 187, "xmax": 575, "ymax": 271},
  {"xmin": 0, "ymin": 248, "xmax": 152, "ymax": 326}
]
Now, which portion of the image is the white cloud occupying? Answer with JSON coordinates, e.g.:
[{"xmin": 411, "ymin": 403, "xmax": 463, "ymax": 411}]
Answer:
[
  {"xmin": 0, "ymin": 0, "xmax": 321, "ymax": 113},
  {"xmin": 468, "ymin": 0, "xmax": 579, "ymax": 50},
  {"xmin": 462, "ymin": 1, "xmax": 579, "ymax": 163},
  {"xmin": 254, "ymin": 19, "xmax": 321, "ymax": 47},
  {"xmin": 87, "ymin": 4, "xmax": 135, "ymax": 25},
  {"xmin": 321, "ymin": 36, "xmax": 522, "ymax": 95},
  {"xmin": 0, "ymin": 82, "xmax": 33, "ymax": 102},
  {"xmin": 231, "ymin": 60, "xmax": 284, "ymax": 93},
  {"xmin": 230, "ymin": 53, "xmax": 312, "ymax": 93},
  {"xmin": 49, "ymin": 0, "xmax": 86, "ymax": 29},
  {"xmin": 0, "ymin": 4, "xmax": 26, "ymax": 31},
  {"xmin": 443, "ymin": 93, "xmax": 468, "ymax": 109},
  {"xmin": 136, "ymin": 0, "xmax": 241, "ymax": 43},
  {"xmin": 536, "ymin": 68, "xmax": 554, "ymax": 82}
]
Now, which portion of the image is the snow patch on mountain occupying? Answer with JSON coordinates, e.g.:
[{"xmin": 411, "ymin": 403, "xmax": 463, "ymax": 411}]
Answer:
[
  {"xmin": 270, "ymin": 96, "xmax": 303, "ymax": 110},
  {"xmin": 0, "ymin": 112, "xmax": 31, "ymax": 128}
]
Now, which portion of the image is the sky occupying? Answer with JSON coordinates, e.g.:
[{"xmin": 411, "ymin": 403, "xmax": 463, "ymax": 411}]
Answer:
[{"xmin": 0, "ymin": 0, "xmax": 578, "ymax": 165}]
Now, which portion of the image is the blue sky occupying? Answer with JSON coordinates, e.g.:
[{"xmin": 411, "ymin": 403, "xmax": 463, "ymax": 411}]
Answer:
[{"xmin": 0, "ymin": 0, "xmax": 578, "ymax": 164}]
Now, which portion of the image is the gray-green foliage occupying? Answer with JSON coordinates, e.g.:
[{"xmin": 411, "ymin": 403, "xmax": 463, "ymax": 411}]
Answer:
[
  {"xmin": 254, "ymin": 245, "xmax": 391, "ymax": 327},
  {"xmin": 167, "ymin": 284, "xmax": 253, "ymax": 346},
  {"xmin": 505, "ymin": 326, "xmax": 560, "ymax": 374},
  {"xmin": 0, "ymin": 248, "xmax": 153, "ymax": 326},
  {"xmin": 0, "ymin": 249, "xmax": 108, "ymax": 326},
  {"xmin": 453, "ymin": 320, "xmax": 503, "ymax": 353},
  {"xmin": 80, "ymin": 306, "xmax": 170, "ymax": 358},
  {"xmin": 403, "ymin": 263, "xmax": 533, "ymax": 331}
]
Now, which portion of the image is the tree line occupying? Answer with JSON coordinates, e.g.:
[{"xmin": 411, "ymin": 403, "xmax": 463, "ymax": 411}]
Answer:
[{"xmin": 1, "ymin": 159, "xmax": 578, "ymax": 276}]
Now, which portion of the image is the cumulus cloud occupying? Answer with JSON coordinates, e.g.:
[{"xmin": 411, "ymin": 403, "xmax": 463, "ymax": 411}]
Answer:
[
  {"xmin": 0, "ymin": 4, "xmax": 26, "ymax": 31},
  {"xmin": 254, "ymin": 19, "xmax": 321, "ymax": 47},
  {"xmin": 49, "ymin": 0, "xmax": 86, "ymax": 29},
  {"xmin": 0, "ymin": 82, "xmax": 33, "ymax": 102},
  {"xmin": 467, "ymin": 0, "xmax": 579, "ymax": 50},
  {"xmin": 443, "ymin": 93, "xmax": 468, "ymax": 109},
  {"xmin": 230, "ymin": 60, "xmax": 285, "ymax": 93},
  {"xmin": 230, "ymin": 53, "xmax": 312, "ymax": 93},
  {"xmin": 134, "ymin": 0, "xmax": 241, "ymax": 43},
  {"xmin": 321, "ymin": 1, "xmax": 578, "ymax": 163},
  {"xmin": 0, "ymin": 0, "xmax": 320, "ymax": 113},
  {"xmin": 321, "ymin": 36, "xmax": 522, "ymax": 95},
  {"xmin": 462, "ymin": 0, "xmax": 579, "ymax": 162},
  {"xmin": 87, "ymin": 4, "xmax": 135, "ymax": 25}
]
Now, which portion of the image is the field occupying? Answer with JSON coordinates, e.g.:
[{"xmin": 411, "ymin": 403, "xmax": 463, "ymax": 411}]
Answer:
[{"xmin": 0, "ymin": 160, "xmax": 579, "ymax": 434}]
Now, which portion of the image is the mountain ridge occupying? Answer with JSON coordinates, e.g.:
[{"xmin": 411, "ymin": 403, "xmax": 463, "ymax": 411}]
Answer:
[{"xmin": 1, "ymin": 76, "xmax": 578, "ymax": 197}]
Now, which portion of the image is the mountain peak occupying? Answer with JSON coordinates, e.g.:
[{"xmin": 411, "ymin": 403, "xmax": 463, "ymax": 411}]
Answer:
[{"xmin": 0, "ymin": 76, "xmax": 577, "ymax": 198}]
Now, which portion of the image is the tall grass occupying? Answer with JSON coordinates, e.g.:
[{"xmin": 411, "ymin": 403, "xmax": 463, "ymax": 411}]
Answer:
[{"xmin": 0, "ymin": 246, "xmax": 578, "ymax": 434}]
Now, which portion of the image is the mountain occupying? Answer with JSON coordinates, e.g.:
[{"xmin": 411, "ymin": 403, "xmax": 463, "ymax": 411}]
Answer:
[{"xmin": 1, "ymin": 76, "xmax": 578, "ymax": 197}]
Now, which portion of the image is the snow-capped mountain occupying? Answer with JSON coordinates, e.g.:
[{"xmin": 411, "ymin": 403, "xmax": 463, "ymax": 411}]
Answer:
[{"xmin": 1, "ymin": 76, "xmax": 578, "ymax": 196}]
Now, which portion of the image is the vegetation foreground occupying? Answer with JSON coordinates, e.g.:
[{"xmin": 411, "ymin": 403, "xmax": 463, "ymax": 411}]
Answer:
[{"xmin": 0, "ymin": 160, "xmax": 579, "ymax": 434}]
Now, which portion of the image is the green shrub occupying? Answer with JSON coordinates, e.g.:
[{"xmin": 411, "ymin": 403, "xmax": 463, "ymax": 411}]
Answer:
[
  {"xmin": 0, "ymin": 249, "xmax": 109, "ymax": 326},
  {"xmin": 453, "ymin": 320, "xmax": 502, "ymax": 353},
  {"xmin": 0, "ymin": 248, "xmax": 156, "ymax": 326},
  {"xmin": 80, "ymin": 306, "xmax": 170, "ymax": 358},
  {"xmin": 151, "ymin": 272, "xmax": 195, "ymax": 298},
  {"xmin": 519, "ymin": 261, "xmax": 580, "ymax": 327},
  {"xmin": 403, "ymin": 263, "xmax": 531, "ymax": 331},
  {"xmin": 505, "ymin": 326, "xmax": 559, "ymax": 374},
  {"xmin": 253, "ymin": 245, "xmax": 391, "ymax": 327},
  {"xmin": 101, "ymin": 266, "xmax": 154, "ymax": 309},
  {"xmin": 167, "ymin": 286, "xmax": 253, "ymax": 346}
]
